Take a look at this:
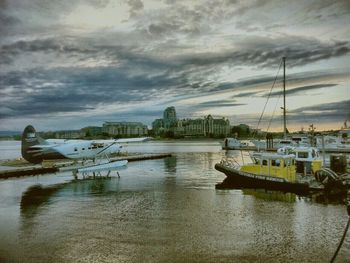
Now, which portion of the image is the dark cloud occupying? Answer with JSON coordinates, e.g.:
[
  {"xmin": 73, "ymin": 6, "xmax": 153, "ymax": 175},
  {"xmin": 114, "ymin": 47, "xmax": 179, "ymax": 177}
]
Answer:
[
  {"xmin": 266, "ymin": 83, "xmax": 338, "ymax": 97},
  {"xmin": 226, "ymin": 100, "xmax": 350, "ymax": 129},
  {"xmin": 285, "ymin": 100, "xmax": 350, "ymax": 124},
  {"xmin": 233, "ymin": 91, "xmax": 260, "ymax": 98},
  {"xmin": 127, "ymin": 0, "xmax": 144, "ymax": 17},
  {"xmin": 174, "ymin": 37, "xmax": 350, "ymax": 69},
  {"xmin": 0, "ymin": 39, "xmax": 100, "ymax": 65},
  {"xmin": 0, "ymin": 65, "xmax": 184, "ymax": 118},
  {"xmin": 209, "ymin": 70, "xmax": 346, "ymax": 94},
  {"xmin": 196, "ymin": 100, "xmax": 246, "ymax": 108}
]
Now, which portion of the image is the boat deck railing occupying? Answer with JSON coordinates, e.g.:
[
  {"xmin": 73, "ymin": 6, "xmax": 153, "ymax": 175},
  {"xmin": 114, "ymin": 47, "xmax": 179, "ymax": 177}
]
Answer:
[{"xmin": 219, "ymin": 157, "xmax": 241, "ymax": 170}]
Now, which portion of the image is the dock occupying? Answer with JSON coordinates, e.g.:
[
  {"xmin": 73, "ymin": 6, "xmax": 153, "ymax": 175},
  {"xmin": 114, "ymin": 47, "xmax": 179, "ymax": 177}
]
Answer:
[
  {"xmin": 0, "ymin": 167, "xmax": 59, "ymax": 179},
  {"xmin": 111, "ymin": 153, "xmax": 172, "ymax": 162},
  {"xmin": 222, "ymin": 146, "xmax": 350, "ymax": 153},
  {"xmin": 0, "ymin": 153, "xmax": 172, "ymax": 179}
]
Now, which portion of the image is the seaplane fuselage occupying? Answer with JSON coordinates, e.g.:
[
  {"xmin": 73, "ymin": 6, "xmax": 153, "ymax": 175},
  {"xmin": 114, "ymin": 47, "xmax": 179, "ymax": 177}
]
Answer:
[{"xmin": 21, "ymin": 125, "xmax": 147, "ymax": 164}]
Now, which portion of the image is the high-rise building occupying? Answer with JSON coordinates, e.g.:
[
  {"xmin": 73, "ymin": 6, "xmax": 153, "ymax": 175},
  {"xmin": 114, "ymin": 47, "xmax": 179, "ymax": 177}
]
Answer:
[
  {"xmin": 163, "ymin": 106, "xmax": 177, "ymax": 130},
  {"xmin": 152, "ymin": 119, "xmax": 164, "ymax": 135}
]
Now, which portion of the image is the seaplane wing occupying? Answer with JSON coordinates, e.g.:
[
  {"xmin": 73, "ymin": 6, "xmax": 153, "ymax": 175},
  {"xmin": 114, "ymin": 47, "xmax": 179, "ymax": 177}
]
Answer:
[{"xmin": 21, "ymin": 125, "xmax": 151, "ymax": 164}]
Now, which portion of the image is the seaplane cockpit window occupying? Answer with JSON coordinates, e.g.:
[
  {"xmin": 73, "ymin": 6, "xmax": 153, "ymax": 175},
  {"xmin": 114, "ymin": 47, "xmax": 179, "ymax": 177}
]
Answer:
[{"xmin": 91, "ymin": 143, "xmax": 104, "ymax": 149}]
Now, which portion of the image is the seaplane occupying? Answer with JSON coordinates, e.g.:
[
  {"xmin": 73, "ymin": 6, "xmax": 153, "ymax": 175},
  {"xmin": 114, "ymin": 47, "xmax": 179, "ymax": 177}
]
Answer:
[{"xmin": 21, "ymin": 125, "xmax": 150, "ymax": 178}]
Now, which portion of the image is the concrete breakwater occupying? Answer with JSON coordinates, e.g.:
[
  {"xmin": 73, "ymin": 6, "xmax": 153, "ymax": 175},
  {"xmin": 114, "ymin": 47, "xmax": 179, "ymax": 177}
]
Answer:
[{"xmin": 0, "ymin": 166, "xmax": 59, "ymax": 179}]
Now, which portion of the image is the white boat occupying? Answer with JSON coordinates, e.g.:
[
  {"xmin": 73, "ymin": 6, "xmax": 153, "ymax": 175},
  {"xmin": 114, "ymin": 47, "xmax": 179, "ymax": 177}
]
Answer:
[
  {"xmin": 291, "ymin": 135, "xmax": 310, "ymax": 147},
  {"xmin": 316, "ymin": 135, "xmax": 350, "ymax": 152},
  {"xmin": 252, "ymin": 138, "xmax": 297, "ymax": 150},
  {"xmin": 222, "ymin": 138, "xmax": 254, "ymax": 150}
]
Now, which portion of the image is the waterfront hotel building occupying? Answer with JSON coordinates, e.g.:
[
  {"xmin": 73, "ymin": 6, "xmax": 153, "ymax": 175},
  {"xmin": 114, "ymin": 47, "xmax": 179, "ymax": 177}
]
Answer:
[
  {"xmin": 102, "ymin": 121, "xmax": 148, "ymax": 137},
  {"xmin": 153, "ymin": 107, "xmax": 230, "ymax": 137}
]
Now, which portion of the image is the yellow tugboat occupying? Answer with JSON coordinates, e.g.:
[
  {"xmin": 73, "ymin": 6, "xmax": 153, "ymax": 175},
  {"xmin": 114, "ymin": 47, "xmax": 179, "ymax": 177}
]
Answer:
[{"xmin": 215, "ymin": 152, "xmax": 311, "ymax": 193}]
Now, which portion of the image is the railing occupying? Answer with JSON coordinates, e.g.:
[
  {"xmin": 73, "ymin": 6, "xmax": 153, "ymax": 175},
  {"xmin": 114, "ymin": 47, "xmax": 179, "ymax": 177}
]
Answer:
[{"xmin": 219, "ymin": 157, "xmax": 241, "ymax": 170}]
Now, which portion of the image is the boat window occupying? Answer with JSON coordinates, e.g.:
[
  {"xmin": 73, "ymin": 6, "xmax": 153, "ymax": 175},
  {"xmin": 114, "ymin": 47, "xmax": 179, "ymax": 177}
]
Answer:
[
  {"xmin": 82, "ymin": 148, "xmax": 85, "ymax": 150},
  {"xmin": 262, "ymin": 160, "xmax": 268, "ymax": 166},
  {"xmin": 271, "ymin": 159, "xmax": 281, "ymax": 167},
  {"xmin": 253, "ymin": 158, "xmax": 259, "ymax": 165},
  {"xmin": 285, "ymin": 158, "xmax": 291, "ymax": 167},
  {"xmin": 271, "ymin": 160, "xmax": 275, "ymax": 166},
  {"xmin": 74, "ymin": 147, "xmax": 78, "ymax": 152},
  {"xmin": 312, "ymin": 149, "xmax": 316, "ymax": 158},
  {"xmin": 297, "ymin": 152, "xmax": 308, "ymax": 159},
  {"xmin": 281, "ymin": 141, "xmax": 291, "ymax": 144}
]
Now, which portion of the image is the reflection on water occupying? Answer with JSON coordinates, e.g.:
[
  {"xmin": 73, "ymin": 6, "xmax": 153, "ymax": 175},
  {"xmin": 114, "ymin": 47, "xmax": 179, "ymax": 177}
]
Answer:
[
  {"xmin": 21, "ymin": 184, "xmax": 66, "ymax": 219},
  {"xmin": 164, "ymin": 155, "xmax": 177, "ymax": 174},
  {"xmin": 1, "ymin": 144, "xmax": 350, "ymax": 262},
  {"xmin": 242, "ymin": 189, "xmax": 297, "ymax": 203}
]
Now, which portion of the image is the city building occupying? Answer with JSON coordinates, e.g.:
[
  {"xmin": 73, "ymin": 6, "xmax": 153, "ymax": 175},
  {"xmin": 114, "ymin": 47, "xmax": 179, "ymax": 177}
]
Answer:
[
  {"xmin": 152, "ymin": 119, "xmax": 164, "ymax": 135},
  {"xmin": 54, "ymin": 130, "xmax": 85, "ymax": 139},
  {"xmin": 176, "ymin": 115, "xmax": 230, "ymax": 137},
  {"xmin": 102, "ymin": 121, "xmax": 148, "ymax": 137},
  {"xmin": 81, "ymin": 126, "xmax": 103, "ymax": 137},
  {"xmin": 152, "ymin": 106, "xmax": 178, "ymax": 136},
  {"xmin": 163, "ymin": 106, "xmax": 177, "ymax": 130},
  {"xmin": 153, "ymin": 107, "xmax": 230, "ymax": 137}
]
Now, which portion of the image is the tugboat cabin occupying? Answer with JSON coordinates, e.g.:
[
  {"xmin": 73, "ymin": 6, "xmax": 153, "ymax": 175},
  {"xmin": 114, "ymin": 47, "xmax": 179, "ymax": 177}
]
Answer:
[
  {"xmin": 293, "ymin": 147, "xmax": 322, "ymax": 174},
  {"xmin": 241, "ymin": 153, "xmax": 296, "ymax": 182}
]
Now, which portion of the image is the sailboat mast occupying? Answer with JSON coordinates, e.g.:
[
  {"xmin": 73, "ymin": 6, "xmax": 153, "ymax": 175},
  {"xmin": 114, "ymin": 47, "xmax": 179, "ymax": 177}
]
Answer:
[{"xmin": 283, "ymin": 57, "xmax": 287, "ymax": 139}]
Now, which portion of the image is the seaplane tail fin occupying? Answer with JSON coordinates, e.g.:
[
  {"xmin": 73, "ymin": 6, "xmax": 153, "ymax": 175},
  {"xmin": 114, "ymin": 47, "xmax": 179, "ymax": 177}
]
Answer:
[{"xmin": 21, "ymin": 125, "xmax": 48, "ymax": 164}]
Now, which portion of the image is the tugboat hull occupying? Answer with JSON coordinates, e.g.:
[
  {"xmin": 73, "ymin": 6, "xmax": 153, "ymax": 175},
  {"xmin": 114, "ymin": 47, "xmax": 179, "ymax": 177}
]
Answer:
[{"xmin": 215, "ymin": 163, "xmax": 310, "ymax": 193}]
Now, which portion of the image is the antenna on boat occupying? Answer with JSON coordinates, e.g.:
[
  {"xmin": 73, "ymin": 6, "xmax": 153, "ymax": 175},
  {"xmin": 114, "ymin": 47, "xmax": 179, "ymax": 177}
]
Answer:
[{"xmin": 283, "ymin": 57, "xmax": 287, "ymax": 139}]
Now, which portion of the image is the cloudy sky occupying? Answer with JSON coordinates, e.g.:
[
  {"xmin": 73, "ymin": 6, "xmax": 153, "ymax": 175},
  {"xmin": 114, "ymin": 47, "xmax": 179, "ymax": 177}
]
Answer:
[{"xmin": 1, "ymin": 0, "xmax": 349, "ymax": 132}]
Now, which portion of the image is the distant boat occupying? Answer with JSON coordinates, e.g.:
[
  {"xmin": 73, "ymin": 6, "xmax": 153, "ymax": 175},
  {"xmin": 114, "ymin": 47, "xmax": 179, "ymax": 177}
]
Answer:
[
  {"xmin": 316, "ymin": 135, "xmax": 350, "ymax": 153},
  {"xmin": 222, "ymin": 138, "xmax": 255, "ymax": 150}
]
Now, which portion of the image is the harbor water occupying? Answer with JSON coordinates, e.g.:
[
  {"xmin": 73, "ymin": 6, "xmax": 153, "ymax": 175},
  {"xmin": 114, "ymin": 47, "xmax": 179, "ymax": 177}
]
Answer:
[{"xmin": 0, "ymin": 141, "xmax": 349, "ymax": 262}]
